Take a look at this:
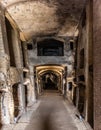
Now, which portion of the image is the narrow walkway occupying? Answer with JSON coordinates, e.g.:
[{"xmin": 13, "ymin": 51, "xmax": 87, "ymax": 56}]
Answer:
[
  {"xmin": 25, "ymin": 91, "xmax": 78, "ymax": 130},
  {"xmin": 1, "ymin": 91, "xmax": 92, "ymax": 130}
]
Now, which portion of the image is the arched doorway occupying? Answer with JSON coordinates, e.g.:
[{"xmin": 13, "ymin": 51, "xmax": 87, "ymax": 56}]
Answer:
[
  {"xmin": 34, "ymin": 64, "xmax": 67, "ymax": 95},
  {"xmin": 41, "ymin": 71, "xmax": 59, "ymax": 90}
]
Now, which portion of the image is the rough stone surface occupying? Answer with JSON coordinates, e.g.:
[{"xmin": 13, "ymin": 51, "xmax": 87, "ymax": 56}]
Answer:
[
  {"xmin": 0, "ymin": 0, "xmax": 86, "ymax": 40},
  {"xmin": 93, "ymin": 0, "xmax": 101, "ymax": 130},
  {"xmin": 75, "ymin": 1, "xmax": 93, "ymax": 127},
  {"xmin": 1, "ymin": 91, "xmax": 92, "ymax": 130},
  {"xmin": 28, "ymin": 38, "xmax": 74, "ymax": 76},
  {"xmin": 9, "ymin": 67, "xmax": 20, "ymax": 85}
]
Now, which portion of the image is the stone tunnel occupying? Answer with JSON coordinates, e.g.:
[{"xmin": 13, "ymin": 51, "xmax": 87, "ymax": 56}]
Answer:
[{"xmin": 0, "ymin": 0, "xmax": 101, "ymax": 130}]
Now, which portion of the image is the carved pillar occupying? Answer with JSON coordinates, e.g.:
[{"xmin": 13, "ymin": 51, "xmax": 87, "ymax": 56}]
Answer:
[
  {"xmin": 22, "ymin": 43, "xmax": 36, "ymax": 105},
  {"xmin": 29, "ymin": 65, "xmax": 36, "ymax": 102},
  {"xmin": 11, "ymin": 29, "xmax": 25, "ymax": 112}
]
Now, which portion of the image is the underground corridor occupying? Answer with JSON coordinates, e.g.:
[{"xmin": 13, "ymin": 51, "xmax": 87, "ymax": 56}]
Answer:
[
  {"xmin": 0, "ymin": 0, "xmax": 101, "ymax": 130},
  {"xmin": 40, "ymin": 72, "xmax": 59, "ymax": 90},
  {"xmin": 34, "ymin": 64, "xmax": 66, "ymax": 94}
]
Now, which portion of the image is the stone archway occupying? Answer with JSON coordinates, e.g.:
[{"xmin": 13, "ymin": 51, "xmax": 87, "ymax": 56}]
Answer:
[{"xmin": 34, "ymin": 64, "xmax": 66, "ymax": 95}]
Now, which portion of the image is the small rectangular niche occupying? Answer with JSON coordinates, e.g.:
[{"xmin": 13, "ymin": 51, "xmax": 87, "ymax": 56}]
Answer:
[{"xmin": 27, "ymin": 44, "xmax": 33, "ymax": 50}]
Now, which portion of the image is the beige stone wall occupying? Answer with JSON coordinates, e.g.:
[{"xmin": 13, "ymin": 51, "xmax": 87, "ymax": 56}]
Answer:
[
  {"xmin": 28, "ymin": 38, "xmax": 74, "ymax": 76},
  {"xmin": 0, "ymin": 10, "xmax": 14, "ymax": 124}
]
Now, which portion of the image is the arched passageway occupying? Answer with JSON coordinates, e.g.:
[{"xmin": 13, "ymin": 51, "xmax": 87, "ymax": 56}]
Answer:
[
  {"xmin": 34, "ymin": 64, "xmax": 67, "ymax": 95},
  {"xmin": 41, "ymin": 71, "xmax": 59, "ymax": 90}
]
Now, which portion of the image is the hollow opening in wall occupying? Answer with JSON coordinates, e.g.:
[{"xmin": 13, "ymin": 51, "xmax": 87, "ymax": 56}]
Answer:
[
  {"xmin": 73, "ymin": 87, "xmax": 77, "ymax": 106},
  {"xmin": 12, "ymin": 84, "xmax": 19, "ymax": 117},
  {"xmin": 21, "ymin": 42, "xmax": 26, "ymax": 67},
  {"xmin": 68, "ymin": 82, "xmax": 72, "ymax": 91},
  {"xmin": 23, "ymin": 72, "xmax": 27, "ymax": 78},
  {"xmin": 27, "ymin": 43, "xmax": 33, "ymax": 50},
  {"xmin": 73, "ymin": 78, "xmax": 77, "ymax": 83},
  {"xmin": 70, "ymin": 41, "xmax": 74, "ymax": 50},
  {"xmin": 79, "ymin": 48, "xmax": 84, "ymax": 69},
  {"xmin": 78, "ymin": 83, "xmax": 85, "ymax": 116},
  {"xmin": 37, "ymin": 39, "xmax": 64, "ymax": 56},
  {"xmin": 6, "ymin": 18, "xmax": 16, "ymax": 67},
  {"xmin": 25, "ymin": 85, "xmax": 28, "ymax": 107},
  {"xmin": 78, "ymin": 75, "xmax": 85, "ymax": 82}
]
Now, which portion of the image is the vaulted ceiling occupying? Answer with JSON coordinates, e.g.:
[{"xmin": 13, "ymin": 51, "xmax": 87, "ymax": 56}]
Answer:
[{"xmin": 0, "ymin": 0, "xmax": 86, "ymax": 41}]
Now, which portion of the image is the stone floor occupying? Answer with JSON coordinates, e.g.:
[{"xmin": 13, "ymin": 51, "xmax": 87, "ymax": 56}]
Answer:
[{"xmin": 1, "ymin": 91, "xmax": 93, "ymax": 130}]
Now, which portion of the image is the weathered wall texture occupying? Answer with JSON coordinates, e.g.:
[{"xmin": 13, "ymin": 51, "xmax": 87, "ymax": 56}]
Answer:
[
  {"xmin": 0, "ymin": 10, "xmax": 14, "ymax": 124},
  {"xmin": 0, "ymin": 0, "xmax": 86, "ymax": 40},
  {"xmin": 93, "ymin": 0, "xmax": 101, "ymax": 130},
  {"xmin": 75, "ymin": 0, "xmax": 93, "ymax": 127},
  {"xmin": 0, "ymin": 13, "xmax": 36, "ymax": 124},
  {"xmin": 28, "ymin": 38, "xmax": 74, "ymax": 76},
  {"xmin": 10, "ymin": 67, "xmax": 20, "ymax": 85}
]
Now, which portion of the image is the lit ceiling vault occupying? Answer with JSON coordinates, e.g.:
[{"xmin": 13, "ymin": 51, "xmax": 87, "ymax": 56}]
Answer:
[{"xmin": 0, "ymin": 0, "xmax": 86, "ymax": 41}]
